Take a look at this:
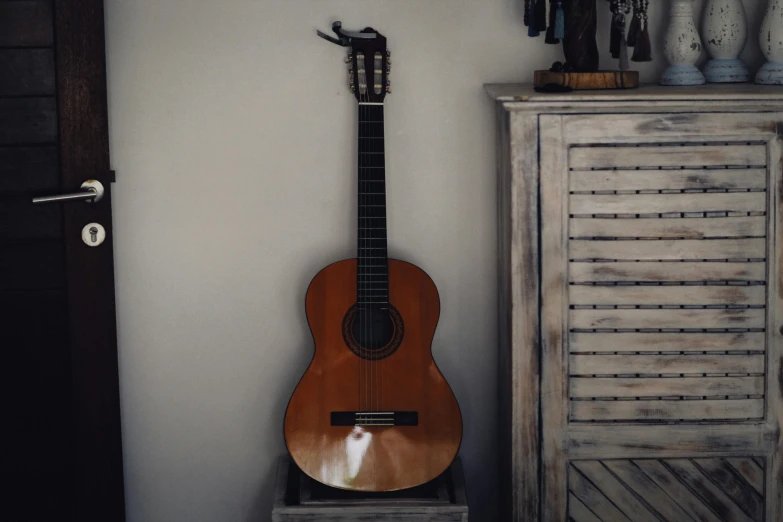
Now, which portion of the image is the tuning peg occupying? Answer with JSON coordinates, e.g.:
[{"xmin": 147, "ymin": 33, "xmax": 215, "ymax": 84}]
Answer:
[
  {"xmin": 345, "ymin": 53, "xmax": 352, "ymax": 64},
  {"xmin": 385, "ymin": 83, "xmax": 391, "ymax": 93}
]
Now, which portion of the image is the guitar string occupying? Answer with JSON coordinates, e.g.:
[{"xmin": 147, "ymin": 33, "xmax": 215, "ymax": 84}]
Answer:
[
  {"xmin": 360, "ymin": 58, "xmax": 366, "ymax": 423},
  {"xmin": 369, "ymin": 72, "xmax": 376, "ymax": 422},
  {"xmin": 356, "ymin": 51, "xmax": 363, "ymax": 422},
  {"xmin": 369, "ymin": 61, "xmax": 378, "ymax": 488},
  {"xmin": 375, "ymin": 89, "xmax": 382, "ymax": 420},
  {"xmin": 363, "ymin": 89, "xmax": 371, "ymax": 487}
]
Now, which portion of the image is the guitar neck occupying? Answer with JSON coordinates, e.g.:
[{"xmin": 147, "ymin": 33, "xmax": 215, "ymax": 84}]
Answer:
[{"xmin": 357, "ymin": 103, "xmax": 388, "ymax": 308}]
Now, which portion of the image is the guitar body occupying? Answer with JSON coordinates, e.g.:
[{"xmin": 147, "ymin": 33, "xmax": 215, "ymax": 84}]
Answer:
[{"xmin": 284, "ymin": 258, "xmax": 462, "ymax": 491}]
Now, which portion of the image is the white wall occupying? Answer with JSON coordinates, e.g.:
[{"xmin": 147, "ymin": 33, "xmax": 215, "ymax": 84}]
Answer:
[{"xmin": 104, "ymin": 1, "xmax": 766, "ymax": 520}]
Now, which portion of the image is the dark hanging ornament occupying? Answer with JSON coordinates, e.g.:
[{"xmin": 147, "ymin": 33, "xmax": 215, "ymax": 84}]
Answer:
[
  {"xmin": 554, "ymin": 0, "xmax": 565, "ymax": 39},
  {"xmin": 610, "ymin": 17, "xmax": 621, "ymax": 57},
  {"xmin": 536, "ymin": 0, "xmax": 548, "ymax": 33},
  {"xmin": 632, "ymin": 20, "xmax": 653, "ymax": 61},
  {"xmin": 545, "ymin": 0, "xmax": 559, "ymax": 43},
  {"xmin": 631, "ymin": 0, "xmax": 652, "ymax": 62},
  {"xmin": 524, "ymin": 0, "xmax": 531, "ymax": 26},
  {"xmin": 618, "ymin": 21, "xmax": 629, "ymax": 71},
  {"xmin": 528, "ymin": 0, "xmax": 540, "ymax": 36},
  {"xmin": 627, "ymin": 0, "xmax": 641, "ymax": 47},
  {"xmin": 608, "ymin": 0, "xmax": 620, "ymax": 57}
]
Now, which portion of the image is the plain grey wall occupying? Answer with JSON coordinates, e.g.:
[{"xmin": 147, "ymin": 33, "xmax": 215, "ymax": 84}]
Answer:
[{"xmin": 104, "ymin": 0, "xmax": 767, "ymax": 520}]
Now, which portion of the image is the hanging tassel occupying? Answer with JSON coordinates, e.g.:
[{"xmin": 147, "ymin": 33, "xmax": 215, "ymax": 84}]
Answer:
[
  {"xmin": 610, "ymin": 14, "xmax": 621, "ymax": 58},
  {"xmin": 528, "ymin": 0, "xmax": 540, "ymax": 36},
  {"xmin": 631, "ymin": 21, "xmax": 653, "ymax": 61},
  {"xmin": 554, "ymin": 0, "xmax": 565, "ymax": 40},
  {"xmin": 627, "ymin": 11, "xmax": 640, "ymax": 47},
  {"xmin": 619, "ymin": 35, "xmax": 629, "ymax": 71},
  {"xmin": 524, "ymin": 0, "xmax": 531, "ymax": 26},
  {"xmin": 535, "ymin": 0, "xmax": 548, "ymax": 33},
  {"xmin": 545, "ymin": 0, "xmax": 558, "ymax": 43}
]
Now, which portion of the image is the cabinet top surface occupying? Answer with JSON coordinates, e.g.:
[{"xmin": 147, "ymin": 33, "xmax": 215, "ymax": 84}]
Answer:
[{"xmin": 485, "ymin": 83, "xmax": 783, "ymax": 105}]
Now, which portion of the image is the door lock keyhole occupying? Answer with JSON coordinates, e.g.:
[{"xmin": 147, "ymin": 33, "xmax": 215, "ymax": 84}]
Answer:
[{"xmin": 81, "ymin": 223, "xmax": 106, "ymax": 247}]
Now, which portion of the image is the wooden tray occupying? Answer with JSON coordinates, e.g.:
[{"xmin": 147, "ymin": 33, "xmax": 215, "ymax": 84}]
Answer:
[{"xmin": 534, "ymin": 70, "xmax": 639, "ymax": 90}]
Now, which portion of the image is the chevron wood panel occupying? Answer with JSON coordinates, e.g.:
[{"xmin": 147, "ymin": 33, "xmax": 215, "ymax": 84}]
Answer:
[{"xmin": 568, "ymin": 458, "xmax": 765, "ymax": 522}]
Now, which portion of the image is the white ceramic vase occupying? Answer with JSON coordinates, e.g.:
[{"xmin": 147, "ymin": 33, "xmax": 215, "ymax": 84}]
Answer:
[
  {"xmin": 756, "ymin": 0, "xmax": 783, "ymax": 84},
  {"xmin": 701, "ymin": 0, "xmax": 749, "ymax": 82},
  {"xmin": 661, "ymin": 0, "xmax": 706, "ymax": 85}
]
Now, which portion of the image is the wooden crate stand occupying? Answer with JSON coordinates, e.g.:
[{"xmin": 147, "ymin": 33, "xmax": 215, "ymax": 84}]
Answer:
[{"xmin": 272, "ymin": 456, "xmax": 468, "ymax": 522}]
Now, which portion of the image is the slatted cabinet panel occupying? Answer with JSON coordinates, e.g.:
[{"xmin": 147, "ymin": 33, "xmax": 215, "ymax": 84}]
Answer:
[
  {"xmin": 568, "ymin": 147, "xmax": 768, "ymax": 423},
  {"xmin": 539, "ymin": 112, "xmax": 783, "ymax": 522}
]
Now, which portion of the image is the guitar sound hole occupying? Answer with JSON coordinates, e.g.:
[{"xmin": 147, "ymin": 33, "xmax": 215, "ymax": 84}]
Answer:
[
  {"xmin": 342, "ymin": 304, "xmax": 404, "ymax": 360},
  {"xmin": 353, "ymin": 308, "xmax": 394, "ymax": 350}
]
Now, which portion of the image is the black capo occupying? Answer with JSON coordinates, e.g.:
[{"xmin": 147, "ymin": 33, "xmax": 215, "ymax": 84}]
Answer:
[{"xmin": 316, "ymin": 21, "xmax": 376, "ymax": 47}]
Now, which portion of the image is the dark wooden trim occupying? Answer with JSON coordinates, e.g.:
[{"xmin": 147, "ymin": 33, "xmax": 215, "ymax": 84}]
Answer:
[{"xmin": 53, "ymin": 0, "xmax": 125, "ymax": 520}]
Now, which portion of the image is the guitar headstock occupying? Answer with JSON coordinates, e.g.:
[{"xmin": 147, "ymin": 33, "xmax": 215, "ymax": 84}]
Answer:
[{"xmin": 318, "ymin": 21, "xmax": 390, "ymax": 103}]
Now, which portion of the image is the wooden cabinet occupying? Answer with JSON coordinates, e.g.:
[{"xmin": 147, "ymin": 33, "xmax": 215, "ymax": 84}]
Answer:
[{"xmin": 487, "ymin": 85, "xmax": 783, "ymax": 522}]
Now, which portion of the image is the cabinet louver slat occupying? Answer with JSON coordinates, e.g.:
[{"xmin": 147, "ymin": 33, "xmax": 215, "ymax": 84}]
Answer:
[
  {"xmin": 569, "ymin": 144, "xmax": 767, "ymax": 169},
  {"xmin": 571, "ymin": 192, "xmax": 767, "ymax": 215},
  {"xmin": 571, "ymin": 168, "xmax": 768, "ymax": 192},
  {"xmin": 570, "ymin": 216, "xmax": 767, "ymax": 239}
]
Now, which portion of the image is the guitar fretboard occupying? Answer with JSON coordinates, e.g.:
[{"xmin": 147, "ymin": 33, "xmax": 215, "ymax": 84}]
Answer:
[{"xmin": 357, "ymin": 104, "xmax": 388, "ymax": 309}]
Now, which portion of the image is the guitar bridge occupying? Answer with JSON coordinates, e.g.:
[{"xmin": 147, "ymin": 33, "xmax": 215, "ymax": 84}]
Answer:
[{"xmin": 330, "ymin": 411, "xmax": 418, "ymax": 427}]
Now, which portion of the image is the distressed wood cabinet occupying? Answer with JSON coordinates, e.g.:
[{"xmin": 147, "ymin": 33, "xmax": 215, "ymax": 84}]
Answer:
[{"xmin": 486, "ymin": 85, "xmax": 783, "ymax": 522}]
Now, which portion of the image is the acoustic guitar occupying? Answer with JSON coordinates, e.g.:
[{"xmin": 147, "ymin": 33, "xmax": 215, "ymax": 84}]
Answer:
[{"xmin": 283, "ymin": 25, "xmax": 463, "ymax": 492}]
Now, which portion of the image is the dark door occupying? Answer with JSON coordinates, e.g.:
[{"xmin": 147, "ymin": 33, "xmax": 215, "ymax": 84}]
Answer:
[{"xmin": 1, "ymin": 1, "xmax": 125, "ymax": 520}]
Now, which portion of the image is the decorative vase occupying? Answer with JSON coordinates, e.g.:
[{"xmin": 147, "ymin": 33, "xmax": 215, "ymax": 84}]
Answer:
[
  {"xmin": 661, "ymin": 0, "xmax": 706, "ymax": 85},
  {"xmin": 756, "ymin": 0, "xmax": 783, "ymax": 84},
  {"xmin": 701, "ymin": 0, "xmax": 749, "ymax": 82}
]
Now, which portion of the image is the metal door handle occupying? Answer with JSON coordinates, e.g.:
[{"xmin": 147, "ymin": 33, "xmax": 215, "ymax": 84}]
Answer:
[{"xmin": 33, "ymin": 179, "xmax": 105, "ymax": 204}]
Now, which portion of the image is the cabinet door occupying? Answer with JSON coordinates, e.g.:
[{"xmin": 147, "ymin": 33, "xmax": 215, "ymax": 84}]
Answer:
[{"xmin": 540, "ymin": 113, "xmax": 783, "ymax": 522}]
